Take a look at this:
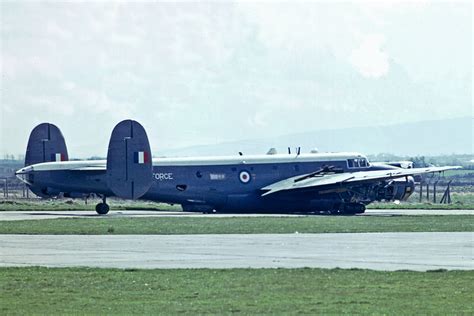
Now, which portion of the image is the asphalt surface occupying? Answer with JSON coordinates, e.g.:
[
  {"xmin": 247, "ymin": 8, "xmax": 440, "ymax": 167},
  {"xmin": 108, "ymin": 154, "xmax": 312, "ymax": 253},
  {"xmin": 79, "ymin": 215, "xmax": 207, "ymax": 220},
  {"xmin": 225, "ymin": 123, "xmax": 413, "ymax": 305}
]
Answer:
[
  {"xmin": 0, "ymin": 208, "xmax": 472, "ymax": 221},
  {"xmin": 0, "ymin": 232, "xmax": 472, "ymax": 271}
]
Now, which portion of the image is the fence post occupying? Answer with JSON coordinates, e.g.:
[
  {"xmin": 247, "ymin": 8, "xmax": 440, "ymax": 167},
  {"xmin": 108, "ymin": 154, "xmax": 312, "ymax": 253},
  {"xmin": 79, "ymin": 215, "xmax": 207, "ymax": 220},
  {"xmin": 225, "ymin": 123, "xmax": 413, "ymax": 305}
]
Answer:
[
  {"xmin": 2, "ymin": 179, "xmax": 6, "ymax": 198},
  {"xmin": 419, "ymin": 182, "xmax": 423, "ymax": 202},
  {"xmin": 447, "ymin": 182, "xmax": 452, "ymax": 204}
]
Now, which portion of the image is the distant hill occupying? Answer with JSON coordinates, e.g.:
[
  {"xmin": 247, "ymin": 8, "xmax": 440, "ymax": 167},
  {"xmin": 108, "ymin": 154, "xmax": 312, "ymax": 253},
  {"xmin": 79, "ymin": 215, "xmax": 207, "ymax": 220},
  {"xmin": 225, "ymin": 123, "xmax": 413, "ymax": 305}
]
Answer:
[{"xmin": 160, "ymin": 117, "xmax": 473, "ymax": 157}]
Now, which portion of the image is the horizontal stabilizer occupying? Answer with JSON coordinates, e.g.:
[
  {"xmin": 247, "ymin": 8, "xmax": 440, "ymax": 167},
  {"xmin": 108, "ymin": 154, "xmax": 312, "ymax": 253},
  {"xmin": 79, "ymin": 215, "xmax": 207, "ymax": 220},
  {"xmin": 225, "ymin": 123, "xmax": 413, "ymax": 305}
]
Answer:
[{"xmin": 106, "ymin": 120, "xmax": 153, "ymax": 199}]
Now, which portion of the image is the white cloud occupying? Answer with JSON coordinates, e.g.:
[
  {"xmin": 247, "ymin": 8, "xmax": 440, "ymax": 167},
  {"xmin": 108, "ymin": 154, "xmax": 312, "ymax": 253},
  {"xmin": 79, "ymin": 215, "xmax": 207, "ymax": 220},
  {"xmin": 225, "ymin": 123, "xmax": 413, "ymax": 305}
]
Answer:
[
  {"xmin": 24, "ymin": 96, "xmax": 75, "ymax": 117},
  {"xmin": 1, "ymin": 1, "xmax": 471, "ymax": 157},
  {"xmin": 350, "ymin": 34, "xmax": 390, "ymax": 78},
  {"xmin": 46, "ymin": 20, "xmax": 73, "ymax": 40},
  {"xmin": 237, "ymin": 1, "xmax": 359, "ymax": 58},
  {"xmin": 247, "ymin": 111, "xmax": 269, "ymax": 128}
]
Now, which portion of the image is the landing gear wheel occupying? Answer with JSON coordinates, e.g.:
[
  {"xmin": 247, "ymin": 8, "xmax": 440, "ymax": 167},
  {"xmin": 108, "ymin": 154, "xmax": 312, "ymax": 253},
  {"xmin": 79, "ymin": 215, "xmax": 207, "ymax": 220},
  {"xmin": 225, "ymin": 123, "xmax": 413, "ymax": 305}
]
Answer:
[
  {"xmin": 354, "ymin": 204, "xmax": 366, "ymax": 214},
  {"xmin": 95, "ymin": 203, "xmax": 110, "ymax": 215},
  {"xmin": 95, "ymin": 196, "xmax": 109, "ymax": 215},
  {"xmin": 339, "ymin": 203, "xmax": 366, "ymax": 215}
]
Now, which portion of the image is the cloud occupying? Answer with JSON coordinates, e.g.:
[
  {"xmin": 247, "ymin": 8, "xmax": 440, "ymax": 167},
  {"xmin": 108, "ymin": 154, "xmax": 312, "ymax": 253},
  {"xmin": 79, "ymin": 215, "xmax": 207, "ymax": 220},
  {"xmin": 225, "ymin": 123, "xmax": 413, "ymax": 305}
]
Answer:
[
  {"xmin": 350, "ymin": 34, "xmax": 390, "ymax": 78},
  {"xmin": 1, "ymin": 1, "xmax": 471, "ymax": 157},
  {"xmin": 247, "ymin": 111, "xmax": 269, "ymax": 128}
]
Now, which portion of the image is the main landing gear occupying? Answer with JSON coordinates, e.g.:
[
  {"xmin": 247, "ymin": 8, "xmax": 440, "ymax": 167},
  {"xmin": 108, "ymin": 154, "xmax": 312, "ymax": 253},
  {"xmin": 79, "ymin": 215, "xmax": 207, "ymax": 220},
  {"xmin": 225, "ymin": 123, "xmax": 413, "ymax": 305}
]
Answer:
[
  {"xmin": 338, "ymin": 203, "xmax": 366, "ymax": 215},
  {"xmin": 95, "ymin": 195, "xmax": 110, "ymax": 215},
  {"xmin": 325, "ymin": 203, "xmax": 366, "ymax": 215}
]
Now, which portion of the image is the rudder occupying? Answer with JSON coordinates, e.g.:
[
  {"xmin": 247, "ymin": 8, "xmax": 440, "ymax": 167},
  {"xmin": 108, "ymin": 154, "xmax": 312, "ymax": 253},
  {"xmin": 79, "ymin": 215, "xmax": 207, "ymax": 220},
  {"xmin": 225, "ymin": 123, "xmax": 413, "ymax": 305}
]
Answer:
[
  {"xmin": 106, "ymin": 120, "xmax": 153, "ymax": 200},
  {"xmin": 25, "ymin": 123, "xmax": 69, "ymax": 166}
]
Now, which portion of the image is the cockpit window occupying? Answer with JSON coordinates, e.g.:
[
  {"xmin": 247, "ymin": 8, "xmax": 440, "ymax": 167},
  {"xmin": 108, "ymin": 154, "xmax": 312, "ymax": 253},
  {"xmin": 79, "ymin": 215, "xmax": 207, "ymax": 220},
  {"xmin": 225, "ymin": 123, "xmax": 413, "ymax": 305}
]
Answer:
[{"xmin": 347, "ymin": 158, "xmax": 369, "ymax": 168}]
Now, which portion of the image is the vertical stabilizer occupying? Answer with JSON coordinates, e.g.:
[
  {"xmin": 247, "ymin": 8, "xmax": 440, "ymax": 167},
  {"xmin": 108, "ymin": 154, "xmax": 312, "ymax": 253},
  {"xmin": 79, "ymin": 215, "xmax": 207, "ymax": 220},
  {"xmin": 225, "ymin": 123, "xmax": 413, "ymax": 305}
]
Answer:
[
  {"xmin": 25, "ymin": 123, "xmax": 69, "ymax": 166},
  {"xmin": 106, "ymin": 120, "xmax": 153, "ymax": 200}
]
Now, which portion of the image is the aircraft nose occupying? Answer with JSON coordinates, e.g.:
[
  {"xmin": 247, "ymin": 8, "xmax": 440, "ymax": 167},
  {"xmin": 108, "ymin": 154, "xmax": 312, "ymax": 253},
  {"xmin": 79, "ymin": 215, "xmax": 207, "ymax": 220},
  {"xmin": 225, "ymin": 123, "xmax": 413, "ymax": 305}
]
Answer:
[
  {"xmin": 15, "ymin": 166, "xmax": 34, "ymax": 184},
  {"xmin": 15, "ymin": 166, "xmax": 33, "ymax": 175}
]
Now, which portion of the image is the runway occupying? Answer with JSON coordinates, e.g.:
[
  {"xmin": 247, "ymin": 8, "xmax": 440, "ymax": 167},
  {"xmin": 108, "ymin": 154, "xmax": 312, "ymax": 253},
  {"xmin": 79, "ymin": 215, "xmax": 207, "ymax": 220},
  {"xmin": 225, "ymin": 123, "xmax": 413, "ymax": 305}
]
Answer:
[
  {"xmin": 0, "ymin": 232, "xmax": 472, "ymax": 271},
  {"xmin": 0, "ymin": 208, "xmax": 472, "ymax": 221}
]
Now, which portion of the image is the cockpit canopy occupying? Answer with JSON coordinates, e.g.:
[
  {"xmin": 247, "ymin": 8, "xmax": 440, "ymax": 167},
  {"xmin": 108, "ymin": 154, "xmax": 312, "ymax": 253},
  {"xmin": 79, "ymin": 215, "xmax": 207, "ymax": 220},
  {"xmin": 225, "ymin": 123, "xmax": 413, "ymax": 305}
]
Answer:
[{"xmin": 347, "ymin": 157, "xmax": 370, "ymax": 168}]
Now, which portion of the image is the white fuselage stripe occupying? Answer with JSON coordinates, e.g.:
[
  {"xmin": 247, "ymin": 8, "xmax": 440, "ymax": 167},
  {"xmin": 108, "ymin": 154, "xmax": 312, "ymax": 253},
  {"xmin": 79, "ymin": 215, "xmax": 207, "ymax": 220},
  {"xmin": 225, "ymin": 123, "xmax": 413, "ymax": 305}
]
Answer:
[{"xmin": 22, "ymin": 152, "xmax": 366, "ymax": 172}]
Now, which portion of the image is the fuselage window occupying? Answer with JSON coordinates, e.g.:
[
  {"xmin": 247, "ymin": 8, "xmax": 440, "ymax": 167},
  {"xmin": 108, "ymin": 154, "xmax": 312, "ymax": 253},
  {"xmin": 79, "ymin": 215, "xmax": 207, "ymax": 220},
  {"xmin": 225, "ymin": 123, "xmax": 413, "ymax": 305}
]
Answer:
[{"xmin": 196, "ymin": 171, "xmax": 202, "ymax": 178}]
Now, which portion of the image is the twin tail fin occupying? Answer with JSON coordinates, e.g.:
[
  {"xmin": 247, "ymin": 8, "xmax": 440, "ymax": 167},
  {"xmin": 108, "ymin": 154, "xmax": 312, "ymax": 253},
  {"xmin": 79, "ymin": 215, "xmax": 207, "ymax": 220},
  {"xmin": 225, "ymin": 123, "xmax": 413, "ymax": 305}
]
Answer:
[
  {"xmin": 25, "ymin": 123, "xmax": 68, "ymax": 166},
  {"xmin": 24, "ymin": 120, "xmax": 152, "ymax": 200}
]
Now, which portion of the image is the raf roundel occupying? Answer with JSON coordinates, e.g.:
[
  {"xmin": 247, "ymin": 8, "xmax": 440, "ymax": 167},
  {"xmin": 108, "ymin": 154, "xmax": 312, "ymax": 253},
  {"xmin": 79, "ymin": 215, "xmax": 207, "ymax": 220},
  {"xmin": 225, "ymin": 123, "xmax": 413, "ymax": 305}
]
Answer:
[{"xmin": 239, "ymin": 170, "xmax": 251, "ymax": 184}]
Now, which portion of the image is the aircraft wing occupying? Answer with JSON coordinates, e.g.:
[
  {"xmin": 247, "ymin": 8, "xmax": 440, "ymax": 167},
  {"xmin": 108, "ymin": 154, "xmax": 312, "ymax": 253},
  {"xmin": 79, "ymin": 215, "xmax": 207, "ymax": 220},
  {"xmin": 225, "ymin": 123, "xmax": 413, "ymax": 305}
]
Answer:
[{"xmin": 261, "ymin": 166, "xmax": 461, "ymax": 196}]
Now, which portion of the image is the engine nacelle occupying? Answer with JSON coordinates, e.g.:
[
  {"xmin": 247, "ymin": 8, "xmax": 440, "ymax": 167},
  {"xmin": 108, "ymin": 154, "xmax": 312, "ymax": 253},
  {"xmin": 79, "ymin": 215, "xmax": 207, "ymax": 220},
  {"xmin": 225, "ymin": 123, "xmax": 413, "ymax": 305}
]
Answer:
[{"xmin": 375, "ymin": 176, "xmax": 415, "ymax": 201}]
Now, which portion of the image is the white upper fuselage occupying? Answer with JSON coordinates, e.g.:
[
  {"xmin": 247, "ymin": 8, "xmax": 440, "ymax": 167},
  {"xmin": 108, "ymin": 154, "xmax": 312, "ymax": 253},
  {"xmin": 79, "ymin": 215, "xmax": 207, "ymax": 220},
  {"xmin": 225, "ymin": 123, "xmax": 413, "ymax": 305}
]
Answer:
[{"xmin": 18, "ymin": 152, "xmax": 368, "ymax": 173}]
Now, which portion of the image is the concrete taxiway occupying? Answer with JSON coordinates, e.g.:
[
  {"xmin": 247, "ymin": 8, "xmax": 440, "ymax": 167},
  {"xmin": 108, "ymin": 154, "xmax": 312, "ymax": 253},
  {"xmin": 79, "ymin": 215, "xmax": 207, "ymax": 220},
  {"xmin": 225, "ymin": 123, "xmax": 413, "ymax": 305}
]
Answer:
[
  {"xmin": 0, "ymin": 208, "xmax": 472, "ymax": 221},
  {"xmin": 0, "ymin": 232, "xmax": 472, "ymax": 271}
]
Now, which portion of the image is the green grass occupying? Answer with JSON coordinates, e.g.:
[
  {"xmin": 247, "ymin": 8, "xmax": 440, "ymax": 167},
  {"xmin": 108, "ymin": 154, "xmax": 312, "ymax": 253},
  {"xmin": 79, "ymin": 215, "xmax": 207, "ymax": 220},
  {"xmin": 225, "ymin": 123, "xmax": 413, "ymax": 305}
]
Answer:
[
  {"xmin": 0, "ymin": 199, "xmax": 180, "ymax": 212},
  {"xmin": 2, "ymin": 198, "xmax": 474, "ymax": 212},
  {"xmin": 442, "ymin": 169, "xmax": 474, "ymax": 176},
  {"xmin": 367, "ymin": 202, "xmax": 474, "ymax": 210},
  {"xmin": 2, "ymin": 191, "xmax": 474, "ymax": 212},
  {"xmin": 368, "ymin": 192, "xmax": 474, "ymax": 209},
  {"xmin": 0, "ymin": 215, "xmax": 472, "ymax": 235},
  {"xmin": 0, "ymin": 267, "xmax": 472, "ymax": 315}
]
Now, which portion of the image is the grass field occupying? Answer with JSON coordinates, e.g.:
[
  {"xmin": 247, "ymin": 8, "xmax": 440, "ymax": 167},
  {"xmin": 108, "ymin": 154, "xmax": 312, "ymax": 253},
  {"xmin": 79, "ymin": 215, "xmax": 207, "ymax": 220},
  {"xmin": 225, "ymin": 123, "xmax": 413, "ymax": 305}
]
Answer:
[
  {"xmin": 0, "ymin": 215, "xmax": 472, "ymax": 235},
  {"xmin": 442, "ymin": 169, "xmax": 474, "ymax": 176},
  {"xmin": 367, "ymin": 202, "xmax": 474, "ymax": 210},
  {"xmin": 1, "ymin": 267, "xmax": 472, "ymax": 315},
  {"xmin": 1, "ymin": 193, "xmax": 474, "ymax": 212},
  {"xmin": 0, "ymin": 199, "xmax": 180, "ymax": 212}
]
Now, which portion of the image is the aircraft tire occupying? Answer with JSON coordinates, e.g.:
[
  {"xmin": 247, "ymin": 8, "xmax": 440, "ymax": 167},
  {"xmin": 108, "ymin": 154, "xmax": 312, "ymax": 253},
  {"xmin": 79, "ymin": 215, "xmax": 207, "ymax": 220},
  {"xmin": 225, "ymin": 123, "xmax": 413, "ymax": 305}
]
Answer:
[
  {"xmin": 95, "ymin": 203, "xmax": 110, "ymax": 215},
  {"xmin": 335, "ymin": 203, "xmax": 365, "ymax": 215}
]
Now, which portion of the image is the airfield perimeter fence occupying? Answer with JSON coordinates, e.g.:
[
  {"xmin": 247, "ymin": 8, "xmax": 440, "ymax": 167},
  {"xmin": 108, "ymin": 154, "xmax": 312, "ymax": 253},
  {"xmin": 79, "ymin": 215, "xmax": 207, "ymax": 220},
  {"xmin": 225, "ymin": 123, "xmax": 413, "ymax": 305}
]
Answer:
[
  {"xmin": 0, "ymin": 176, "xmax": 472, "ymax": 205},
  {"xmin": 0, "ymin": 177, "xmax": 39, "ymax": 200}
]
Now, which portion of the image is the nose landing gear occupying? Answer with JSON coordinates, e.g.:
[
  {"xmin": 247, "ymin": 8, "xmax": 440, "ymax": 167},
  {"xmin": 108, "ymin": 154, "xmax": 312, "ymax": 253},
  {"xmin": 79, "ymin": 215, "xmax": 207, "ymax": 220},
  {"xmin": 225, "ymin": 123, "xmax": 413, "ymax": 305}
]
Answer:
[{"xmin": 95, "ymin": 196, "xmax": 110, "ymax": 215}]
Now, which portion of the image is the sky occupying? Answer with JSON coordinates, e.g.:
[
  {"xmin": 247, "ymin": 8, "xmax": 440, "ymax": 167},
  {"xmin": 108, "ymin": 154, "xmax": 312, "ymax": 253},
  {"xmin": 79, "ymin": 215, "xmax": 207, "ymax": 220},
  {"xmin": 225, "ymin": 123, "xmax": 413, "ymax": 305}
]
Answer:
[{"xmin": 1, "ymin": 0, "xmax": 472, "ymax": 158}]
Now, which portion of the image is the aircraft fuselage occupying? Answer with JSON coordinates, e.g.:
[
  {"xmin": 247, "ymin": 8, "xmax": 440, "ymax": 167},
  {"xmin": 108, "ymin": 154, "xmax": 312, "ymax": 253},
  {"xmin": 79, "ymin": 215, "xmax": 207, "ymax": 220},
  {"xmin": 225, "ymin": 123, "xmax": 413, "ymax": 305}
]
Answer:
[{"xmin": 17, "ymin": 153, "xmax": 412, "ymax": 213}]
